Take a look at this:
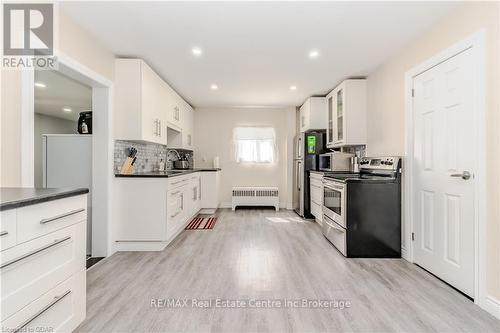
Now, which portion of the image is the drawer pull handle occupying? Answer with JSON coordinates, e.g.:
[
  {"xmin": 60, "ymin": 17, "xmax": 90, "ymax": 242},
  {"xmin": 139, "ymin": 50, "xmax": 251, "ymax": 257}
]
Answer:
[
  {"xmin": 0, "ymin": 231, "xmax": 8, "ymax": 237},
  {"xmin": 0, "ymin": 236, "xmax": 71, "ymax": 269},
  {"xmin": 40, "ymin": 208, "xmax": 85, "ymax": 225},
  {"xmin": 170, "ymin": 212, "xmax": 180, "ymax": 219},
  {"xmin": 171, "ymin": 181, "xmax": 182, "ymax": 185},
  {"xmin": 171, "ymin": 191, "xmax": 180, "ymax": 195},
  {"xmin": 13, "ymin": 290, "xmax": 72, "ymax": 333}
]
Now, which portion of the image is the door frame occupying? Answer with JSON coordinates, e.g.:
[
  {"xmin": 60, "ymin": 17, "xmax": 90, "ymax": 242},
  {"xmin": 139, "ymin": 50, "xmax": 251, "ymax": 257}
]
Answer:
[
  {"xmin": 20, "ymin": 50, "xmax": 115, "ymax": 258},
  {"xmin": 404, "ymin": 31, "xmax": 486, "ymax": 307}
]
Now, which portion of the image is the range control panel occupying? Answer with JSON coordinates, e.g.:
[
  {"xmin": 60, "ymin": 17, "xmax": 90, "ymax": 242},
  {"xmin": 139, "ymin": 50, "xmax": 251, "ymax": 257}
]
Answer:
[{"xmin": 359, "ymin": 157, "xmax": 401, "ymax": 171}]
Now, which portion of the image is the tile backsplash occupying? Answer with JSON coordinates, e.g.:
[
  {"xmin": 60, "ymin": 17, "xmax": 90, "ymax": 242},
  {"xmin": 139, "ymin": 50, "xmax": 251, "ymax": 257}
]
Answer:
[{"xmin": 114, "ymin": 140, "xmax": 193, "ymax": 173}]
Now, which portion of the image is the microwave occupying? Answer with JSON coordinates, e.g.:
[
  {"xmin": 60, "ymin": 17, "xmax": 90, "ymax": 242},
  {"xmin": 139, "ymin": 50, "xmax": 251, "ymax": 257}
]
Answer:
[{"xmin": 319, "ymin": 152, "xmax": 353, "ymax": 172}]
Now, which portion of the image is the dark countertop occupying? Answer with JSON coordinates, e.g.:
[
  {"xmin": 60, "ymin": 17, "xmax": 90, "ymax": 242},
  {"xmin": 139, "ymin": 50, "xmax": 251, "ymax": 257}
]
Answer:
[
  {"xmin": 115, "ymin": 168, "xmax": 221, "ymax": 178},
  {"xmin": 0, "ymin": 187, "xmax": 89, "ymax": 211}
]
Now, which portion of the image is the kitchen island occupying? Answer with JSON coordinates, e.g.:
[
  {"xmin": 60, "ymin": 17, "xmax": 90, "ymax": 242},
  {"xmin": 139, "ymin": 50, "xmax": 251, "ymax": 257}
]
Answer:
[{"xmin": 1, "ymin": 187, "xmax": 88, "ymax": 333}]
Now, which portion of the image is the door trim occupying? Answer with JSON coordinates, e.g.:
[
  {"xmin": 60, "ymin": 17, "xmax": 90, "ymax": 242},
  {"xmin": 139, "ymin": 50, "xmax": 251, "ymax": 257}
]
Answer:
[
  {"xmin": 404, "ymin": 31, "xmax": 487, "ymax": 310},
  {"xmin": 20, "ymin": 50, "xmax": 114, "ymax": 258}
]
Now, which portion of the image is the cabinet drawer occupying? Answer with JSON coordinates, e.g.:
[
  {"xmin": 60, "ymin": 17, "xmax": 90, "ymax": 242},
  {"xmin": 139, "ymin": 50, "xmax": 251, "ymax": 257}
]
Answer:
[
  {"xmin": 1, "ymin": 222, "xmax": 85, "ymax": 320},
  {"xmin": 168, "ymin": 176, "xmax": 190, "ymax": 189},
  {"xmin": 1, "ymin": 269, "xmax": 86, "ymax": 333},
  {"xmin": 0, "ymin": 210, "xmax": 17, "ymax": 251},
  {"xmin": 17, "ymin": 195, "xmax": 87, "ymax": 243}
]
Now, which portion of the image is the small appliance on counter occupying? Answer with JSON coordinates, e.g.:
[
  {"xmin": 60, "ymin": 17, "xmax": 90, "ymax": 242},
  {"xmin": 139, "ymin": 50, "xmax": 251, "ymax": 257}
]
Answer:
[
  {"xmin": 319, "ymin": 151, "xmax": 354, "ymax": 172},
  {"xmin": 78, "ymin": 111, "xmax": 93, "ymax": 134},
  {"xmin": 322, "ymin": 156, "xmax": 402, "ymax": 258},
  {"xmin": 174, "ymin": 159, "xmax": 190, "ymax": 170}
]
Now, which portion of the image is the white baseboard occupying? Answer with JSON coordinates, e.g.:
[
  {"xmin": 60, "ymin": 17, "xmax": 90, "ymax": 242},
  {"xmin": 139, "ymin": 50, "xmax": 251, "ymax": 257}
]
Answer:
[
  {"xmin": 483, "ymin": 295, "xmax": 500, "ymax": 319},
  {"xmin": 114, "ymin": 241, "xmax": 168, "ymax": 252}
]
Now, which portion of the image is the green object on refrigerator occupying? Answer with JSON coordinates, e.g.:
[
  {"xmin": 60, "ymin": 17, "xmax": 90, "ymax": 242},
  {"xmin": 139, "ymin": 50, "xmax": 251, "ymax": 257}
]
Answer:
[{"xmin": 307, "ymin": 135, "xmax": 316, "ymax": 154}]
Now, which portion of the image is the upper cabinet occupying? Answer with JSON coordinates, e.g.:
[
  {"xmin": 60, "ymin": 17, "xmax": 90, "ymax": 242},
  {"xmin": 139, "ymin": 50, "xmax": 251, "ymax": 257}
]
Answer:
[
  {"xmin": 181, "ymin": 100, "xmax": 194, "ymax": 150},
  {"xmin": 115, "ymin": 59, "xmax": 167, "ymax": 145},
  {"xmin": 326, "ymin": 79, "xmax": 366, "ymax": 148},
  {"xmin": 165, "ymin": 86, "xmax": 183, "ymax": 132},
  {"xmin": 114, "ymin": 58, "xmax": 194, "ymax": 149},
  {"xmin": 299, "ymin": 97, "xmax": 327, "ymax": 132}
]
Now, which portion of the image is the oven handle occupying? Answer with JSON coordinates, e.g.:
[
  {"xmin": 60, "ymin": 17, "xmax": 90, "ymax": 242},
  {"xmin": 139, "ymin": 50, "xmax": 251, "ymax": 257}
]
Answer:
[
  {"xmin": 323, "ymin": 182, "xmax": 344, "ymax": 191},
  {"xmin": 323, "ymin": 215, "xmax": 345, "ymax": 233}
]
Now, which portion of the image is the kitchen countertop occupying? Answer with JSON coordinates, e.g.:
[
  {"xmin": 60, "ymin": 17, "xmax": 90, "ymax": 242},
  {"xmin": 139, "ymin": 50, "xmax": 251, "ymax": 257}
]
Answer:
[
  {"xmin": 0, "ymin": 187, "xmax": 89, "ymax": 211},
  {"xmin": 115, "ymin": 168, "xmax": 221, "ymax": 178}
]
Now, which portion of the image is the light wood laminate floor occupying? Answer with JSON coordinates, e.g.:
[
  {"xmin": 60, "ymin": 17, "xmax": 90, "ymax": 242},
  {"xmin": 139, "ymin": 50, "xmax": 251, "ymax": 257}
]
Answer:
[{"xmin": 76, "ymin": 209, "xmax": 499, "ymax": 333}]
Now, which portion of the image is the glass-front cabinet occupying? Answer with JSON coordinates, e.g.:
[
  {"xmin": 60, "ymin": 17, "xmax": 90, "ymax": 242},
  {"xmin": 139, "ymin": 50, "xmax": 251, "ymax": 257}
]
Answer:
[
  {"xmin": 325, "ymin": 79, "xmax": 367, "ymax": 148},
  {"xmin": 326, "ymin": 93, "xmax": 334, "ymax": 147},
  {"xmin": 335, "ymin": 87, "xmax": 344, "ymax": 145}
]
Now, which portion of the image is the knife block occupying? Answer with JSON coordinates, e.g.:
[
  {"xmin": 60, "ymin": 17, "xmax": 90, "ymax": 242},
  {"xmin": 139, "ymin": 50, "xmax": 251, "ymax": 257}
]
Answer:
[{"xmin": 120, "ymin": 157, "xmax": 135, "ymax": 175}]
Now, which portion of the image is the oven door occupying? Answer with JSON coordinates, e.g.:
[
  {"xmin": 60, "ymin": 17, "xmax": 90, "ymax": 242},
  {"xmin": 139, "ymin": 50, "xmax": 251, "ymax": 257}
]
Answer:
[
  {"xmin": 322, "ymin": 179, "xmax": 346, "ymax": 228},
  {"xmin": 319, "ymin": 154, "xmax": 332, "ymax": 172}
]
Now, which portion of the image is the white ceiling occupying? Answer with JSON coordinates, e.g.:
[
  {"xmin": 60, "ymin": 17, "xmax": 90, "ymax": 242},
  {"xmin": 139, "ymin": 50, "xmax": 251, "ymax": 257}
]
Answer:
[
  {"xmin": 61, "ymin": 1, "xmax": 460, "ymax": 107},
  {"xmin": 35, "ymin": 70, "xmax": 92, "ymax": 121}
]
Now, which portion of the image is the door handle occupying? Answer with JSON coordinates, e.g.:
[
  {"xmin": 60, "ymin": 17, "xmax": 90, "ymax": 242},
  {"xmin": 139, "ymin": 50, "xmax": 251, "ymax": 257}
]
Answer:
[{"xmin": 450, "ymin": 171, "xmax": 471, "ymax": 180}]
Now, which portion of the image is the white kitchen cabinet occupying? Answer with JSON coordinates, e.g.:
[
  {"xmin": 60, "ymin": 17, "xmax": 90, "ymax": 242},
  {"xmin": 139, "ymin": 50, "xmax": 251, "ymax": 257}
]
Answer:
[
  {"xmin": 299, "ymin": 97, "xmax": 327, "ymax": 132},
  {"xmin": 326, "ymin": 79, "xmax": 367, "ymax": 148},
  {"xmin": 310, "ymin": 172, "xmax": 323, "ymax": 225},
  {"xmin": 200, "ymin": 171, "xmax": 221, "ymax": 214},
  {"xmin": 114, "ymin": 172, "xmax": 206, "ymax": 251},
  {"xmin": 115, "ymin": 59, "xmax": 167, "ymax": 145},
  {"xmin": 181, "ymin": 101, "xmax": 194, "ymax": 150},
  {"xmin": 166, "ymin": 87, "xmax": 183, "ymax": 132},
  {"xmin": 1, "ymin": 194, "xmax": 87, "ymax": 333}
]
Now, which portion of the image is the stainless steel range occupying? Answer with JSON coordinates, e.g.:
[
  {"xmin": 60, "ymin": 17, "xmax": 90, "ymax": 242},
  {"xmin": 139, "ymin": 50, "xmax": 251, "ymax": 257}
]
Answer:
[{"xmin": 322, "ymin": 156, "xmax": 402, "ymax": 258}]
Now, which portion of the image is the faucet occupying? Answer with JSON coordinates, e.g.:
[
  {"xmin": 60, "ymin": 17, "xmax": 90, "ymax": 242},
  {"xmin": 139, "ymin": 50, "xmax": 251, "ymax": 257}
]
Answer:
[{"xmin": 170, "ymin": 149, "xmax": 181, "ymax": 160}]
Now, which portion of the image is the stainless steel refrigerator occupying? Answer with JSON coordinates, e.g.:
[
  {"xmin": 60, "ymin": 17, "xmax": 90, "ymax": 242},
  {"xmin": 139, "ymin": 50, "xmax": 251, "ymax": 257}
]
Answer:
[
  {"xmin": 293, "ymin": 130, "xmax": 326, "ymax": 218},
  {"xmin": 42, "ymin": 134, "xmax": 92, "ymax": 255}
]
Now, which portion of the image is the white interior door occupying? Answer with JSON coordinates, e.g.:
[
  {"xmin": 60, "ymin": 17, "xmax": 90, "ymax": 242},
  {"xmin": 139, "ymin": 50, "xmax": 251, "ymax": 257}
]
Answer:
[{"xmin": 412, "ymin": 48, "xmax": 475, "ymax": 297}]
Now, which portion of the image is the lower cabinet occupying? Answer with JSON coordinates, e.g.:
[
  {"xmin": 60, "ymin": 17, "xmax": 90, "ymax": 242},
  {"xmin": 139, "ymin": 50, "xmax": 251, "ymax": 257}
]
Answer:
[
  {"xmin": 1, "ymin": 195, "xmax": 87, "ymax": 333},
  {"xmin": 114, "ymin": 172, "xmax": 206, "ymax": 251},
  {"xmin": 310, "ymin": 173, "xmax": 324, "ymax": 225}
]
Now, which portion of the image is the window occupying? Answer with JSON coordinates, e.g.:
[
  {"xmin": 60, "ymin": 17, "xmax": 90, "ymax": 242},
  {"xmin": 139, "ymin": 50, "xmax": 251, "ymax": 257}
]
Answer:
[{"xmin": 233, "ymin": 127, "xmax": 277, "ymax": 164}]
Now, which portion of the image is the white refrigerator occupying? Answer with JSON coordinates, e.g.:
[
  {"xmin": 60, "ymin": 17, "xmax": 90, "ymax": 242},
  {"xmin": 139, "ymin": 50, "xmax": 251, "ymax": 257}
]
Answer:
[{"xmin": 43, "ymin": 134, "xmax": 92, "ymax": 255}]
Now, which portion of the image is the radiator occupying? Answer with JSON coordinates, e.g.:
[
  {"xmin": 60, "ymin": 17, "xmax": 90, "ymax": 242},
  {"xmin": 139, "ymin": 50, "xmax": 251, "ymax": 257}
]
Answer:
[{"xmin": 232, "ymin": 187, "xmax": 279, "ymax": 211}]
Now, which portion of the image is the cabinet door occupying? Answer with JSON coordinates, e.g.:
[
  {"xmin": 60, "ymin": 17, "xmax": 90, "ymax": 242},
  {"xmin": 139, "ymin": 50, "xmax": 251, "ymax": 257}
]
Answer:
[
  {"xmin": 140, "ymin": 63, "xmax": 161, "ymax": 144},
  {"xmin": 299, "ymin": 105, "xmax": 305, "ymax": 132},
  {"xmin": 334, "ymin": 87, "xmax": 345, "ymax": 144},
  {"xmin": 182, "ymin": 103, "xmax": 194, "ymax": 149},
  {"xmin": 326, "ymin": 93, "xmax": 334, "ymax": 146}
]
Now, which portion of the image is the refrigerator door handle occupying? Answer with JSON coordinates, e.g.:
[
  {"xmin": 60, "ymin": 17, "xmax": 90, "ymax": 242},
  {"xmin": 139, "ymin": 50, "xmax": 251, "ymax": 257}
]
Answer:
[{"xmin": 297, "ymin": 161, "xmax": 302, "ymax": 191}]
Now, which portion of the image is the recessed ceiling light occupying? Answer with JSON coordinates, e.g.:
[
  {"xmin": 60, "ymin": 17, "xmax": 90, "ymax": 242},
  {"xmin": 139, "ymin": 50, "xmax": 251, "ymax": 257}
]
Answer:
[
  {"xmin": 34, "ymin": 82, "xmax": 46, "ymax": 88},
  {"xmin": 192, "ymin": 47, "xmax": 202, "ymax": 56},
  {"xmin": 290, "ymin": 85, "xmax": 297, "ymax": 91},
  {"xmin": 62, "ymin": 107, "xmax": 72, "ymax": 112},
  {"xmin": 210, "ymin": 84, "xmax": 218, "ymax": 90},
  {"xmin": 308, "ymin": 50, "xmax": 319, "ymax": 59}
]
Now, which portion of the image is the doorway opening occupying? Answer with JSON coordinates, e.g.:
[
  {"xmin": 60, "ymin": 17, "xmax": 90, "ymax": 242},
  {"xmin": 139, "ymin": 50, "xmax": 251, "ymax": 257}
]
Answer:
[
  {"xmin": 33, "ymin": 70, "xmax": 103, "ymax": 268},
  {"xmin": 22, "ymin": 55, "xmax": 113, "ymax": 266}
]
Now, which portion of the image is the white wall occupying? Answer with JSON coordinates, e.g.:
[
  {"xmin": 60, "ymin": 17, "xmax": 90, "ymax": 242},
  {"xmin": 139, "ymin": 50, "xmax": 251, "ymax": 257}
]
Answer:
[
  {"xmin": 193, "ymin": 107, "xmax": 296, "ymax": 208},
  {"xmin": 365, "ymin": 1, "xmax": 500, "ymax": 302},
  {"xmin": 33, "ymin": 113, "xmax": 77, "ymax": 187}
]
